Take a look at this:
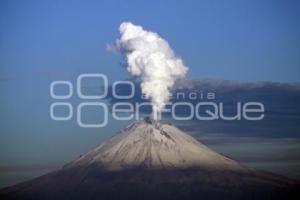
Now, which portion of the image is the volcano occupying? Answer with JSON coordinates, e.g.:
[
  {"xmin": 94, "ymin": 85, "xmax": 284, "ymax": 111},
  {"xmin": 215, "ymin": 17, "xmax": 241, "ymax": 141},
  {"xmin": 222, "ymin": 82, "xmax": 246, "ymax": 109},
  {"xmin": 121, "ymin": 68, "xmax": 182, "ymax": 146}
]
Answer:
[{"xmin": 0, "ymin": 119, "xmax": 299, "ymax": 200}]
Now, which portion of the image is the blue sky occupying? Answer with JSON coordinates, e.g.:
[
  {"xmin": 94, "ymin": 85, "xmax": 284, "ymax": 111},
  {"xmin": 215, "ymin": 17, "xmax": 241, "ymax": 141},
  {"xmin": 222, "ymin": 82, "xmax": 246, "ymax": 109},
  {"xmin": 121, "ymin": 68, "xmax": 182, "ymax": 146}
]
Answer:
[
  {"xmin": 0, "ymin": 0, "xmax": 300, "ymax": 188},
  {"xmin": 1, "ymin": 0, "xmax": 299, "ymax": 82}
]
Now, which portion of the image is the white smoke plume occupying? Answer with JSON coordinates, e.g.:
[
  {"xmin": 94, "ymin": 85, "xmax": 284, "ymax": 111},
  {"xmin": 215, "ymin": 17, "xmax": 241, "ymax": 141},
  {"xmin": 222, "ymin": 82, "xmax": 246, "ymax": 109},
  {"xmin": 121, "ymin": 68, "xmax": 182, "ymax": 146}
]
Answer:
[{"xmin": 110, "ymin": 22, "xmax": 188, "ymax": 120}]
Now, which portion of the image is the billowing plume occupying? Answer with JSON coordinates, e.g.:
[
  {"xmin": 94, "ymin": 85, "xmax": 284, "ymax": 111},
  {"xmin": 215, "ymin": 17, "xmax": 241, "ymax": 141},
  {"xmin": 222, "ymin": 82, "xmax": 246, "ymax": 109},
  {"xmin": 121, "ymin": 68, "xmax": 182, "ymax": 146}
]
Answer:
[{"xmin": 110, "ymin": 22, "xmax": 188, "ymax": 119}]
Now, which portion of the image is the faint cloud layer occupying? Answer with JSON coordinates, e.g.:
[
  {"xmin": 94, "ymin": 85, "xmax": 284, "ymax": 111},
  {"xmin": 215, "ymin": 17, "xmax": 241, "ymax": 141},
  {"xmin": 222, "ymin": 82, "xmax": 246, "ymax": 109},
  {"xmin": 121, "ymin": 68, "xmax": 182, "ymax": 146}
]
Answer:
[{"xmin": 104, "ymin": 79, "xmax": 300, "ymax": 138}]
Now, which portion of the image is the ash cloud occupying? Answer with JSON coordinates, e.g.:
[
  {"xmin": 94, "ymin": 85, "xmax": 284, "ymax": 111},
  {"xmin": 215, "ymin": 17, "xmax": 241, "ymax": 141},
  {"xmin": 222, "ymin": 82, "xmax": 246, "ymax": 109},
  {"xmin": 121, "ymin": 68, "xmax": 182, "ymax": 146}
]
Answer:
[{"xmin": 104, "ymin": 79, "xmax": 300, "ymax": 138}]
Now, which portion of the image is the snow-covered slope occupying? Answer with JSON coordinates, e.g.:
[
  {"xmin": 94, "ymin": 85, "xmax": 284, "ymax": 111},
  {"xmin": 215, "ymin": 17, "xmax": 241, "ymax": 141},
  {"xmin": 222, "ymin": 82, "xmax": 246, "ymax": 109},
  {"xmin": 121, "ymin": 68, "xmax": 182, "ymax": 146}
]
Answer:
[
  {"xmin": 65, "ymin": 119, "xmax": 243, "ymax": 171},
  {"xmin": 1, "ymin": 119, "xmax": 299, "ymax": 200}
]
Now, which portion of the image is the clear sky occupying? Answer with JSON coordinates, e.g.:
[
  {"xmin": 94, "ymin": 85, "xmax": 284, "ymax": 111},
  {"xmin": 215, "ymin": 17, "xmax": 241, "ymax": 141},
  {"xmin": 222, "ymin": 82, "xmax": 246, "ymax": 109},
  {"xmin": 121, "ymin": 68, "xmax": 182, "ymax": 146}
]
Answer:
[
  {"xmin": 1, "ymin": 0, "xmax": 299, "ymax": 83},
  {"xmin": 0, "ymin": 0, "xmax": 300, "ymax": 188}
]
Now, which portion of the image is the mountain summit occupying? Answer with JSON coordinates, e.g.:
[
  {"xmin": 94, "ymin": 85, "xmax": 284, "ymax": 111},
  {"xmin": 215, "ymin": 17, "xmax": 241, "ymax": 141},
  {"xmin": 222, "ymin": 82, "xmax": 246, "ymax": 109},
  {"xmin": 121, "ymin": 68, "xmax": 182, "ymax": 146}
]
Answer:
[
  {"xmin": 1, "ymin": 119, "xmax": 299, "ymax": 200},
  {"xmin": 64, "ymin": 119, "xmax": 242, "ymax": 171}
]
